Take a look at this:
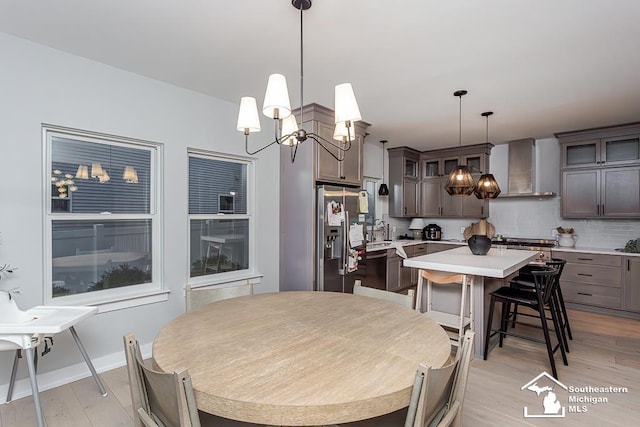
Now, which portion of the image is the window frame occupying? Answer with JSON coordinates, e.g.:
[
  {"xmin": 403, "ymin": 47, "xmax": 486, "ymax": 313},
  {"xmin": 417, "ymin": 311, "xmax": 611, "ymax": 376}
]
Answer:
[
  {"xmin": 187, "ymin": 149, "xmax": 256, "ymax": 287},
  {"xmin": 43, "ymin": 124, "xmax": 165, "ymax": 309}
]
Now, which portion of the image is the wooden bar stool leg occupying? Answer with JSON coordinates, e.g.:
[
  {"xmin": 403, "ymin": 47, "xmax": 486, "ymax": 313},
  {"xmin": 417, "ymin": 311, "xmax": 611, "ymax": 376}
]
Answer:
[
  {"xmin": 468, "ymin": 275, "xmax": 474, "ymax": 335},
  {"xmin": 458, "ymin": 276, "xmax": 467, "ymax": 343},
  {"xmin": 415, "ymin": 271, "xmax": 424, "ymax": 312}
]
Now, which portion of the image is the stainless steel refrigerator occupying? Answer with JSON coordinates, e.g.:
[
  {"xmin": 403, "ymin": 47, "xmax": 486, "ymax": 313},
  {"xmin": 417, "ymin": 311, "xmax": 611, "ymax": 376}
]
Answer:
[{"xmin": 316, "ymin": 185, "xmax": 367, "ymax": 293}]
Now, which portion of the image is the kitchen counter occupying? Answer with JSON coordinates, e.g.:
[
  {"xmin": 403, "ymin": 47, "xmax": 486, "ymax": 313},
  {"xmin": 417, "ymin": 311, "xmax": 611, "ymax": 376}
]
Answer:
[
  {"xmin": 368, "ymin": 239, "xmax": 640, "ymax": 257},
  {"xmin": 366, "ymin": 239, "xmax": 466, "ymax": 253},
  {"xmin": 553, "ymin": 246, "xmax": 640, "ymax": 257}
]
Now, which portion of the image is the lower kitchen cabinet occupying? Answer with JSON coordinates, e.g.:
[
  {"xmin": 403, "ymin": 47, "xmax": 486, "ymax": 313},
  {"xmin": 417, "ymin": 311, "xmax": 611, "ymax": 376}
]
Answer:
[
  {"xmin": 554, "ymin": 251, "xmax": 622, "ymax": 309},
  {"xmin": 386, "ymin": 249, "xmax": 402, "ymax": 292},
  {"xmin": 624, "ymin": 256, "xmax": 640, "ymax": 312},
  {"xmin": 387, "ymin": 243, "xmax": 428, "ymax": 292}
]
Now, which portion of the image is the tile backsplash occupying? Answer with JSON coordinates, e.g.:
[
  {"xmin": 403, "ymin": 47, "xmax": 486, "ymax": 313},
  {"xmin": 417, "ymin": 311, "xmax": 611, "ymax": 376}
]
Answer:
[{"xmin": 385, "ymin": 196, "xmax": 640, "ymax": 250}]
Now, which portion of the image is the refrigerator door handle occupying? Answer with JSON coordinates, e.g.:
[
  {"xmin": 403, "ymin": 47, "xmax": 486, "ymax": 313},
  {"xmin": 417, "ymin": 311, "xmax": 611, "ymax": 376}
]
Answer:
[{"xmin": 338, "ymin": 210, "xmax": 349, "ymax": 276}]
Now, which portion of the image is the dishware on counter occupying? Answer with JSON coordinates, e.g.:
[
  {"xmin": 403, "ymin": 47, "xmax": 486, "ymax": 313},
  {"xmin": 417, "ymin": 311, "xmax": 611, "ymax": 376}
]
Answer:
[
  {"xmin": 467, "ymin": 235, "xmax": 492, "ymax": 255},
  {"xmin": 557, "ymin": 233, "xmax": 577, "ymax": 248}
]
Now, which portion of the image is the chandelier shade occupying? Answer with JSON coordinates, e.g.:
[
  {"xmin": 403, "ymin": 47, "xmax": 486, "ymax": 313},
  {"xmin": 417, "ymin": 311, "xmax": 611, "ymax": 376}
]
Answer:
[
  {"xmin": 262, "ymin": 74, "xmax": 292, "ymax": 119},
  {"xmin": 334, "ymin": 83, "xmax": 361, "ymax": 124},
  {"xmin": 445, "ymin": 89, "xmax": 476, "ymax": 196},
  {"xmin": 280, "ymin": 115, "xmax": 299, "ymax": 146},
  {"xmin": 236, "ymin": 97, "xmax": 261, "ymax": 134},
  {"xmin": 237, "ymin": 1, "xmax": 361, "ymax": 163},
  {"xmin": 445, "ymin": 165, "xmax": 476, "ymax": 196},
  {"xmin": 474, "ymin": 173, "xmax": 501, "ymax": 199},
  {"xmin": 333, "ymin": 121, "xmax": 356, "ymax": 142},
  {"xmin": 75, "ymin": 164, "xmax": 89, "ymax": 180}
]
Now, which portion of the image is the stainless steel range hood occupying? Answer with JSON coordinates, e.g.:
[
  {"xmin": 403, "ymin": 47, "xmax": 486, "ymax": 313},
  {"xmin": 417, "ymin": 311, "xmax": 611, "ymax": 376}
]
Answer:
[{"xmin": 498, "ymin": 138, "xmax": 557, "ymax": 198}]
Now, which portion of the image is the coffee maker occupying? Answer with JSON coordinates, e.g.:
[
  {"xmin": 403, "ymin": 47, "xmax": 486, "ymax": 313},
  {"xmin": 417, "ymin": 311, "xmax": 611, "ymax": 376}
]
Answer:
[{"xmin": 423, "ymin": 224, "xmax": 442, "ymax": 241}]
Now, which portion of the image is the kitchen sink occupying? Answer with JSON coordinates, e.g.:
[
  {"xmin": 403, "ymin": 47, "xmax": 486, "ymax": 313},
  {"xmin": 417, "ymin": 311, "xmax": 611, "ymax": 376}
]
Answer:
[{"xmin": 367, "ymin": 241, "xmax": 393, "ymax": 249}]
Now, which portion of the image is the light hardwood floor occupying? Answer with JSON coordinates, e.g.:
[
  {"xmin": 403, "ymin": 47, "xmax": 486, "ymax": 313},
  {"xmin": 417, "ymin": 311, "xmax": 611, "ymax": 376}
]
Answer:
[{"xmin": 1, "ymin": 308, "xmax": 638, "ymax": 426}]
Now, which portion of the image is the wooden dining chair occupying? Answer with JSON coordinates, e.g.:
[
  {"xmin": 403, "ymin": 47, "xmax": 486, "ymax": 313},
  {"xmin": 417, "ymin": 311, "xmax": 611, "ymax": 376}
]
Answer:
[
  {"xmin": 405, "ymin": 330, "xmax": 475, "ymax": 427},
  {"xmin": 353, "ymin": 280, "xmax": 415, "ymax": 308},
  {"xmin": 185, "ymin": 280, "xmax": 253, "ymax": 311},
  {"xmin": 123, "ymin": 333, "xmax": 201, "ymax": 427}
]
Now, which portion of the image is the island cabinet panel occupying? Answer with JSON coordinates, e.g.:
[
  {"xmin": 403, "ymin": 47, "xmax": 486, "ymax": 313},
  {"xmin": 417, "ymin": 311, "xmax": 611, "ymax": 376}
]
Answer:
[
  {"xmin": 554, "ymin": 251, "xmax": 622, "ymax": 309},
  {"xmin": 624, "ymin": 257, "xmax": 640, "ymax": 313}
]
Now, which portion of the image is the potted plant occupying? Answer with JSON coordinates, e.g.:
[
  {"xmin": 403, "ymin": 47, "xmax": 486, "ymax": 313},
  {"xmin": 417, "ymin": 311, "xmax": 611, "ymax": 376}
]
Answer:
[{"xmin": 556, "ymin": 226, "xmax": 577, "ymax": 248}]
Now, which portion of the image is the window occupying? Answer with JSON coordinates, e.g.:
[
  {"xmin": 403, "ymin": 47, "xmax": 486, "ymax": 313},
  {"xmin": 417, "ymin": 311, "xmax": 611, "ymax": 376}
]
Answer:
[
  {"xmin": 44, "ymin": 125, "xmax": 161, "ymax": 305},
  {"xmin": 188, "ymin": 151, "xmax": 252, "ymax": 280}
]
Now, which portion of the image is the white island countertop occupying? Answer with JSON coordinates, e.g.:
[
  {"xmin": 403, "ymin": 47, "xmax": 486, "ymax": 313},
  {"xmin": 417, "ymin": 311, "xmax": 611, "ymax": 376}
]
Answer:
[{"xmin": 403, "ymin": 246, "xmax": 539, "ymax": 278}]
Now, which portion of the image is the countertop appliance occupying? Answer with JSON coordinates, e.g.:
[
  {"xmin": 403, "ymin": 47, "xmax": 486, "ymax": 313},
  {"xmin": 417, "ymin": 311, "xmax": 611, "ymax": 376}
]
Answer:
[
  {"xmin": 423, "ymin": 224, "xmax": 442, "ymax": 241},
  {"xmin": 317, "ymin": 185, "xmax": 367, "ymax": 293}
]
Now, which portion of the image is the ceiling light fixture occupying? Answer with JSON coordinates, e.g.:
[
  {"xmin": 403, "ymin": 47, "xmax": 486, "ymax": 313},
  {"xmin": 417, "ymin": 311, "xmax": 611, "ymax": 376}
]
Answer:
[
  {"xmin": 236, "ymin": 0, "xmax": 362, "ymax": 163},
  {"xmin": 445, "ymin": 90, "xmax": 475, "ymax": 196},
  {"xmin": 474, "ymin": 111, "xmax": 501, "ymax": 199},
  {"xmin": 378, "ymin": 140, "xmax": 389, "ymax": 196}
]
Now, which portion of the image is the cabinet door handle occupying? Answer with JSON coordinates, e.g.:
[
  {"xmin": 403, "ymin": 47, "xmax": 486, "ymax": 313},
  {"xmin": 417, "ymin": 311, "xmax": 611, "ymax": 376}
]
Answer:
[
  {"xmin": 602, "ymin": 204, "xmax": 605, "ymax": 215},
  {"xmin": 629, "ymin": 259, "xmax": 631, "ymax": 271},
  {"xmin": 577, "ymin": 273, "xmax": 593, "ymax": 277},
  {"xmin": 481, "ymin": 206, "xmax": 484, "ymax": 216},
  {"xmin": 577, "ymin": 292, "xmax": 593, "ymax": 296},
  {"xmin": 597, "ymin": 204, "xmax": 600, "ymax": 215},
  {"xmin": 577, "ymin": 258, "xmax": 593, "ymax": 261}
]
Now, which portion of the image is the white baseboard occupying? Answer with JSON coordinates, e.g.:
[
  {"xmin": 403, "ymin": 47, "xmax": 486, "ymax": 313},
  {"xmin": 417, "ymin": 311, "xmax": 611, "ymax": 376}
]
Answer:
[{"xmin": 0, "ymin": 342, "xmax": 152, "ymax": 404}]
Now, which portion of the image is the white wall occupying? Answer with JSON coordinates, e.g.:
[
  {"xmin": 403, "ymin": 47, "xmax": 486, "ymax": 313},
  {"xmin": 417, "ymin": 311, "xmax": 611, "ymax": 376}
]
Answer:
[{"xmin": 0, "ymin": 33, "xmax": 280, "ymax": 397}]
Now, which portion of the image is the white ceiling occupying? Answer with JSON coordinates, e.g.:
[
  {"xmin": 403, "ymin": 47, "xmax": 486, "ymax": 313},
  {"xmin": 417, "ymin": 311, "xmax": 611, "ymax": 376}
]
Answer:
[{"xmin": 2, "ymin": 0, "xmax": 639, "ymax": 150}]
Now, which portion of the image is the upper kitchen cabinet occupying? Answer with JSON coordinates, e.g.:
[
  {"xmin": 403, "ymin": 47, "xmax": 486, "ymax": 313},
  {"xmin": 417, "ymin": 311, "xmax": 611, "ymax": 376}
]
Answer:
[
  {"xmin": 416, "ymin": 143, "xmax": 492, "ymax": 218},
  {"xmin": 293, "ymin": 103, "xmax": 370, "ymax": 187},
  {"xmin": 557, "ymin": 123, "xmax": 640, "ymax": 219},
  {"xmin": 388, "ymin": 147, "xmax": 420, "ymax": 217}
]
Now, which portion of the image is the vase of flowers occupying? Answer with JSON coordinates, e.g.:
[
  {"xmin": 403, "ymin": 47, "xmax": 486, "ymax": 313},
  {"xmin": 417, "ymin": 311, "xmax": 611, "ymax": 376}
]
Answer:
[{"xmin": 556, "ymin": 227, "xmax": 577, "ymax": 248}]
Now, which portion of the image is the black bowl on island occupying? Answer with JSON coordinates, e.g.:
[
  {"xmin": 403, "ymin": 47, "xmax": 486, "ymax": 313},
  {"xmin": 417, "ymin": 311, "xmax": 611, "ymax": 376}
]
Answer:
[{"xmin": 467, "ymin": 235, "xmax": 492, "ymax": 255}]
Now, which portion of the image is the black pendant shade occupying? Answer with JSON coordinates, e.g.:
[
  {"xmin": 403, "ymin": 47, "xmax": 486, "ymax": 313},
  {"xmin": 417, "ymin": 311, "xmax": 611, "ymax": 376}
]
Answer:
[
  {"xmin": 445, "ymin": 165, "xmax": 476, "ymax": 196},
  {"xmin": 378, "ymin": 140, "xmax": 389, "ymax": 196},
  {"xmin": 473, "ymin": 111, "xmax": 501, "ymax": 199},
  {"xmin": 445, "ymin": 90, "xmax": 476, "ymax": 196},
  {"xmin": 474, "ymin": 173, "xmax": 501, "ymax": 199}
]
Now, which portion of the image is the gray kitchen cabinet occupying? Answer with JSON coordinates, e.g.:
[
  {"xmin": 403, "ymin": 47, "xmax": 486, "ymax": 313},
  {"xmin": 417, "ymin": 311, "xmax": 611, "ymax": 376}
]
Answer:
[
  {"xmin": 291, "ymin": 103, "xmax": 369, "ymax": 187},
  {"xmin": 624, "ymin": 256, "xmax": 640, "ymax": 313},
  {"xmin": 416, "ymin": 144, "xmax": 492, "ymax": 218},
  {"xmin": 316, "ymin": 120, "xmax": 364, "ymax": 184},
  {"xmin": 554, "ymin": 251, "xmax": 622, "ymax": 309},
  {"xmin": 409, "ymin": 243, "xmax": 428, "ymax": 286},
  {"xmin": 388, "ymin": 148, "xmax": 421, "ymax": 217},
  {"xmin": 558, "ymin": 123, "xmax": 640, "ymax": 219},
  {"xmin": 386, "ymin": 250, "xmax": 402, "ymax": 292},
  {"xmin": 562, "ymin": 166, "xmax": 640, "ymax": 218}
]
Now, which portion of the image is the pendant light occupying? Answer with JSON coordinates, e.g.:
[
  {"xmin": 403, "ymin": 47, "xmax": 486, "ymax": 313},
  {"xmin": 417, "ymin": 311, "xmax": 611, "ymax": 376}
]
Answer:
[
  {"xmin": 474, "ymin": 111, "xmax": 502, "ymax": 199},
  {"xmin": 445, "ymin": 90, "xmax": 475, "ymax": 196},
  {"xmin": 378, "ymin": 140, "xmax": 389, "ymax": 196}
]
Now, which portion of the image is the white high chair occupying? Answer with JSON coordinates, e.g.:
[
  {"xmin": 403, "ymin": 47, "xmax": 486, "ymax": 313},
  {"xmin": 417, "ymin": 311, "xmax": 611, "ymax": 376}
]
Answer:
[{"xmin": 0, "ymin": 290, "xmax": 45, "ymax": 427}]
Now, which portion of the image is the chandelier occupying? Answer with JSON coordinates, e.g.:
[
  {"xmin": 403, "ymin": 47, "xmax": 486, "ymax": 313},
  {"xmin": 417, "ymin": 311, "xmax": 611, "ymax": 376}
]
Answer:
[{"xmin": 236, "ymin": 0, "xmax": 362, "ymax": 163}]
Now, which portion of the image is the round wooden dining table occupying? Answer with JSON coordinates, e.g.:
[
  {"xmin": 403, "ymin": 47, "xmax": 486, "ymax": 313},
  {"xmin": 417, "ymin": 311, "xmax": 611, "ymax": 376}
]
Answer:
[{"xmin": 152, "ymin": 291, "xmax": 451, "ymax": 426}]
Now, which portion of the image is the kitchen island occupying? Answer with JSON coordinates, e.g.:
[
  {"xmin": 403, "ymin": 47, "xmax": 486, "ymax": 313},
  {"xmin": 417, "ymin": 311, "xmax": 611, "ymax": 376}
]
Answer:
[{"xmin": 404, "ymin": 246, "xmax": 538, "ymax": 356}]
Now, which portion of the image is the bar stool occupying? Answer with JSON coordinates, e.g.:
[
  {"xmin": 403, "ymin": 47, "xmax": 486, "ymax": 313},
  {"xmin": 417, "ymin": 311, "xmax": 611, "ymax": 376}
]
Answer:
[
  {"xmin": 483, "ymin": 266, "xmax": 567, "ymax": 379},
  {"xmin": 416, "ymin": 269, "xmax": 473, "ymax": 345},
  {"xmin": 509, "ymin": 258, "xmax": 571, "ymax": 352}
]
